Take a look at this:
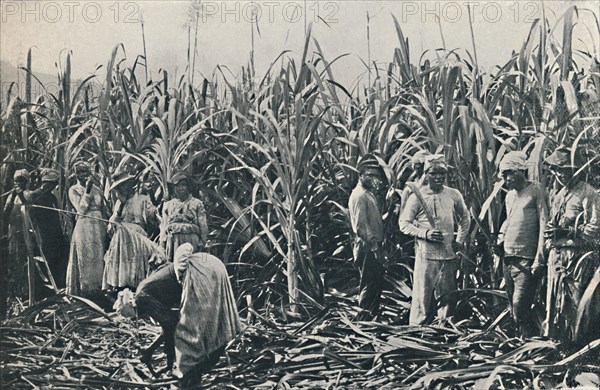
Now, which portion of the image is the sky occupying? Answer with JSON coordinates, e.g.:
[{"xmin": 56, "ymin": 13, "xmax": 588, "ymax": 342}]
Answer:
[{"xmin": 1, "ymin": 0, "xmax": 599, "ymax": 89}]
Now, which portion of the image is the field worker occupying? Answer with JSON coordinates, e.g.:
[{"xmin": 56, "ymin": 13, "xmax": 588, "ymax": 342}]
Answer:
[
  {"xmin": 3, "ymin": 169, "xmax": 33, "ymax": 300},
  {"xmin": 29, "ymin": 168, "xmax": 69, "ymax": 298},
  {"xmin": 543, "ymin": 146, "xmax": 600, "ymax": 342},
  {"xmin": 160, "ymin": 173, "xmax": 209, "ymax": 262},
  {"xmin": 399, "ymin": 154, "xmax": 470, "ymax": 325},
  {"xmin": 103, "ymin": 172, "xmax": 157, "ymax": 291},
  {"xmin": 399, "ymin": 150, "xmax": 430, "ymax": 215},
  {"xmin": 66, "ymin": 162, "xmax": 107, "ymax": 296},
  {"xmin": 115, "ymin": 244, "xmax": 243, "ymax": 383},
  {"xmin": 115, "ymin": 265, "xmax": 182, "ymax": 376},
  {"xmin": 496, "ymin": 152, "xmax": 548, "ymax": 337},
  {"xmin": 173, "ymin": 244, "xmax": 243, "ymax": 386},
  {"xmin": 348, "ymin": 154, "xmax": 387, "ymax": 319}
]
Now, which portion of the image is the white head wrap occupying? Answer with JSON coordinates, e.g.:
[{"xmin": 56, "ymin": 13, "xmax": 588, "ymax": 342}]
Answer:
[
  {"xmin": 14, "ymin": 169, "xmax": 30, "ymax": 181},
  {"xmin": 174, "ymin": 243, "xmax": 195, "ymax": 282},
  {"xmin": 411, "ymin": 150, "xmax": 430, "ymax": 165},
  {"xmin": 499, "ymin": 151, "xmax": 527, "ymax": 172},
  {"xmin": 424, "ymin": 154, "xmax": 448, "ymax": 172}
]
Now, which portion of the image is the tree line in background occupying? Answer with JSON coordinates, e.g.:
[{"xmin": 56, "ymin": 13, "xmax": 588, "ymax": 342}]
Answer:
[{"xmin": 1, "ymin": 6, "xmax": 599, "ymax": 323}]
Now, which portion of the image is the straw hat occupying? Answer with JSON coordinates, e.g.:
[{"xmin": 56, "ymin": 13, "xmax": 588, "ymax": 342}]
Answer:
[
  {"xmin": 544, "ymin": 146, "xmax": 582, "ymax": 168},
  {"xmin": 110, "ymin": 172, "xmax": 136, "ymax": 191},
  {"xmin": 41, "ymin": 168, "xmax": 60, "ymax": 182}
]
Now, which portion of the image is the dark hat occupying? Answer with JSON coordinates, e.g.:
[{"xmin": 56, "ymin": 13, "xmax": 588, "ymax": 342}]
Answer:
[
  {"xmin": 73, "ymin": 161, "xmax": 91, "ymax": 173},
  {"xmin": 169, "ymin": 172, "xmax": 189, "ymax": 185},
  {"xmin": 110, "ymin": 172, "xmax": 136, "ymax": 191},
  {"xmin": 544, "ymin": 146, "xmax": 581, "ymax": 168},
  {"xmin": 357, "ymin": 154, "xmax": 383, "ymax": 174}
]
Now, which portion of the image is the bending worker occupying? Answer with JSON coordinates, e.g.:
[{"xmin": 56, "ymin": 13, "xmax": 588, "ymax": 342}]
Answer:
[{"xmin": 116, "ymin": 243, "xmax": 243, "ymax": 385}]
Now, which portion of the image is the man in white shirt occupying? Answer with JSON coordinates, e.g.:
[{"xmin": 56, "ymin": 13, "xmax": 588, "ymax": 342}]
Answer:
[{"xmin": 399, "ymin": 154, "xmax": 470, "ymax": 325}]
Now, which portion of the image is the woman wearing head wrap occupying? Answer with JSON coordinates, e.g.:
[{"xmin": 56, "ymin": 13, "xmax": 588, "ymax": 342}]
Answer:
[
  {"xmin": 115, "ymin": 243, "xmax": 243, "ymax": 384},
  {"xmin": 543, "ymin": 146, "xmax": 600, "ymax": 342},
  {"xmin": 29, "ymin": 169, "xmax": 69, "ymax": 297},
  {"xmin": 496, "ymin": 151, "xmax": 548, "ymax": 337},
  {"xmin": 66, "ymin": 161, "xmax": 107, "ymax": 295},
  {"xmin": 102, "ymin": 172, "xmax": 157, "ymax": 290},
  {"xmin": 160, "ymin": 173, "xmax": 209, "ymax": 262},
  {"xmin": 3, "ymin": 169, "xmax": 33, "ymax": 299},
  {"xmin": 172, "ymin": 244, "xmax": 243, "ymax": 386}
]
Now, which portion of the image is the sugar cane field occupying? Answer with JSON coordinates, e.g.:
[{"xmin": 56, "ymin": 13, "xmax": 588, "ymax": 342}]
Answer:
[{"xmin": 1, "ymin": 2, "xmax": 600, "ymax": 389}]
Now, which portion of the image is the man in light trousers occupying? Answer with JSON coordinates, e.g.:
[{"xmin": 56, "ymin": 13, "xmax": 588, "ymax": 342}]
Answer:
[{"xmin": 400, "ymin": 154, "xmax": 470, "ymax": 325}]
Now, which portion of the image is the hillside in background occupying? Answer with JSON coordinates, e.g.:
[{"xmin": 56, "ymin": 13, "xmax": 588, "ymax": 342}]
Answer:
[{"xmin": 0, "ymin": 60, "xmax": 81, "ymax": 106}]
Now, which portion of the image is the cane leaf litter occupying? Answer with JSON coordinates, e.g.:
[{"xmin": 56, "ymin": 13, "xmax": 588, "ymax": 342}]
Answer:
[{"xmin": 2, "ymin": 289, "xmax": 599, "ymax": 389}]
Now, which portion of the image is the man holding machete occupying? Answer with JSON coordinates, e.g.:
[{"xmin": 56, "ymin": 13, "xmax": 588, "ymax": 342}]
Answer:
[{"xmin": 399, "ymin": 154, "xmax": 470, "ymax": 325}]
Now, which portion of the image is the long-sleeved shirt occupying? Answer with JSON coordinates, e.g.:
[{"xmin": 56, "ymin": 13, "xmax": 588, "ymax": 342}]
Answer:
[
  {"xmin": 136, "ymin": 263, "xmax": 182, "ymax": 311},
  {"xmin": 111, "ymin": 193, "xmax": 157, "ymax": 230},
  {"xmin": 499, "ymin": 182, "xmax": 548, "ymax": 259},
  {"xmin": 399, "ymin": 186, "xmax": 470, "ymax": 260},
  {"xmin": 548, "ymin": 181, "xmax": 600, "ymax": 248},
  {"xmin": 69, "ymin": 183, "xmax": 104, "ymax": 216},
  {"xmin": 348, "ymin": 183, "xmax": 384, "ymax": 244}
]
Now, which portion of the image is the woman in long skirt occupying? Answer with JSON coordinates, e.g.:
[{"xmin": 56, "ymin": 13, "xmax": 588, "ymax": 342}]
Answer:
[
  {"xmin": 3, "ymin": 169, "xmax": 32, "ymax": 300},
  {"xmin": 103, "ymin": 173, "xmax": 157, "ymax": 290},
  {"xmin": 115, "ymin": 243, "xmax": 242, "ymax": 382},
  {"xmin": 173, "ymin": 244, "xmax": 243, "ymax": 384},
  {"xmin": 66, "ymin": 162, "xmax": 107, "ymax": 295}
]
